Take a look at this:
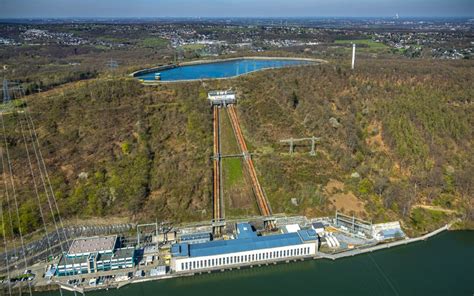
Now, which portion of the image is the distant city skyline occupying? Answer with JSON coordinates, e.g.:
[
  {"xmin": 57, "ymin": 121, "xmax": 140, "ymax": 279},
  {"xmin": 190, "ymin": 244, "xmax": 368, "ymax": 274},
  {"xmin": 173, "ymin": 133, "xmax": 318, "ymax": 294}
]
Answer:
[{"xmin": 0, "ymin": 0, "xmax": 473, "ymax": 18}]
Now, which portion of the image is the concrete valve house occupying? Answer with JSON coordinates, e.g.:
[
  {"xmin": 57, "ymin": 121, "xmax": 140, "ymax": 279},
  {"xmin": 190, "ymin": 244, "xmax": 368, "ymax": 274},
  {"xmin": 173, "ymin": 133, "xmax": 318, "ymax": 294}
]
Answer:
[{"xmin": 208, "ymin": 90, "xmax": 236, "ymax": 106}]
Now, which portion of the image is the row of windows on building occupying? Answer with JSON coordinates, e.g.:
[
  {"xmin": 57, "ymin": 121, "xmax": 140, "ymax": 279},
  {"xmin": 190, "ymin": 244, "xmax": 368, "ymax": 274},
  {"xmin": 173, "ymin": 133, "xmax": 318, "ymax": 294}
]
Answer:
[
  {"xmin": 180, "ymin": 246, "xmax": 311, "ymax": 271},
  {"xmin": 58, "ymin": 263, "xmax": 132, "ymax": 275},
  {"xmin": 59, "ymin": 261, "xmax": 131, "ymax": 272},
  {"xmin": 61, "ymin": 259, "xmax": 129, "ymax": 268}
]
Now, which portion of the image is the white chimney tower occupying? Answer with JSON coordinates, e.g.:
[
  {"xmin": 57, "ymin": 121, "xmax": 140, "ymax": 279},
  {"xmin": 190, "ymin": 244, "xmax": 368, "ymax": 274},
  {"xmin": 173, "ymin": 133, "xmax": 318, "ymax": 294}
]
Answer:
[{"xmin": 351, "ymin": 43, "xmax": 356, "ymax": 70}]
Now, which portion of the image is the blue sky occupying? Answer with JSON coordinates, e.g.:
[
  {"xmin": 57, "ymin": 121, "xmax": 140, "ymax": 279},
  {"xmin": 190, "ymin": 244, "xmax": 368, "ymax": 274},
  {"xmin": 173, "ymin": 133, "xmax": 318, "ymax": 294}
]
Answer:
[{"xmin": 1, "ymin": 0, "xmax": 473, "ymax": 18}]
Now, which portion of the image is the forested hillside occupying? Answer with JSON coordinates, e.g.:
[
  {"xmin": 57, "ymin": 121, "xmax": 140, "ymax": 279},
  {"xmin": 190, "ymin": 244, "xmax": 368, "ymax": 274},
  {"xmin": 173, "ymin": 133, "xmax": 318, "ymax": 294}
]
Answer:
[{"xmin": 0, "ymin": 58, "xmax": 472, "ymax": 239}]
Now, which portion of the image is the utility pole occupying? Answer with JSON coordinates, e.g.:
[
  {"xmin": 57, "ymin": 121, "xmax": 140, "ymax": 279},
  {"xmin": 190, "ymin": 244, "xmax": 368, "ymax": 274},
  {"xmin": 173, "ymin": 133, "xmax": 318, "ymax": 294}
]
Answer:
[
  {"xmin": 106, "ymin": 59, "xmax": 118, "ymax": 71},
  {"xmin": 2, "ymin": 79, "xmax": 10, "ymax": 103},
  {"xmin": 2, "ymin": 79, "xmax": 23, "ymax": 103},
  {"xmin": 351, "ymin": 44, "xmax": 356, "ymax": 70},
  {"xmin": 280, "ymin": 136, "xmax": 320, "ymax": 155},
  {"xmin": 310, "ymin": 136, "xmax": 317, "ymax": 156}
]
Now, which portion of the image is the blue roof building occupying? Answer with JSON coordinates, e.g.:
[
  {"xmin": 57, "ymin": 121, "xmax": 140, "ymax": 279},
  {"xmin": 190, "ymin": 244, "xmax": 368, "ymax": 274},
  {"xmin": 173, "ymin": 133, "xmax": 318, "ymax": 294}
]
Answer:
[
  {"xmin": 236, "ymin": 223, "xmax": 258, "ymax": 239},
  {"xmin": 171, "ymin": 223, "xmax": 318, "ymax": 272}
]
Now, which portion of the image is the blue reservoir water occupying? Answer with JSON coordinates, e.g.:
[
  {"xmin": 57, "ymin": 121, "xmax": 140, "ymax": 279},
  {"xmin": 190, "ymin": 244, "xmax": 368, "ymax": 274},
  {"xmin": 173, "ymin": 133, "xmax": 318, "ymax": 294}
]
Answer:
[{"xmin": 135, "ymin": 59, "xmax": 314, "ymax": 81}]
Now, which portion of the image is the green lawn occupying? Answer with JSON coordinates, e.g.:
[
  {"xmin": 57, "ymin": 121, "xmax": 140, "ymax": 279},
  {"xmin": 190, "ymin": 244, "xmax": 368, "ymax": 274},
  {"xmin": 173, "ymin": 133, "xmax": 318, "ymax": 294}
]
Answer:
[
  {"xmin": 335, "ymin": 39, "xmax": 388, "ymax": 49},
  {"xmin": 141, "ymin": 37, "xmax": 169, "ymax": 48},
  {"xmin": 223, "ymin": 158, "xmax": 244, "ymax": 187},
  {"xmin": 220, "ymin": 109, "xmax": 242, "ymax": 155},
  {"xmin": 95, "ymin": 36, "xmax": 129, "ymax": 42},
  {"xmin": 181, "ymin": 44, "xmax": 206, "ymax": 51},
  {"xmin": 219, "ymin": 109, "xmax": 259, "ymax": 217}
]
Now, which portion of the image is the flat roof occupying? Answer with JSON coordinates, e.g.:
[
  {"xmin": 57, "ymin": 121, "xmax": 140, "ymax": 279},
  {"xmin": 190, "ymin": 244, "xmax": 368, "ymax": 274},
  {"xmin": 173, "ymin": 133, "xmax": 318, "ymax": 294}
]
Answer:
[
  {"xmin": 236, "ymin": 223, "xmax": 257, "ymax": 239},
  {"xmin": 379, "ymin": 229, "xmax": 404, "ymax": 238},
  {"xmin": 208, "ymin": 90, "xmax": 236, "ymax": 96},
  {"xmin": 59, "ymin": 254, "xmax": 88, "ymax": 266},
  {"xmin": 68, "ymin": 235, "xmax": 117, "ymax": 255},
  {"xmin": 172, "ymin": 223, "xmax": 317, "ymax": 258},
  {"xmin": 113, "ymin": 247, "xmax": 135, "ymax": 259},
  {"xmin": 312, "ymin": 222, "xmax": 325, "ymax": 229},
  {"xmin": 299, "ymin": 229, "xmax": 318, "ymax": 242},
  {"xmin": 97, "ymin": 247, "xmax": 135, "ymax": 261},
  {"xmin": 284, "ymin": 224, "xmax": 301, "ymax": 233},
  {"xmin": 180, "ymin": 232, "xmax": 212, "ymax": 241},
  {"xmin": 59, "ymin": 247, "xmax": 135, "ymax": 266},
  {"xmin": 171, "ymin": 243, "xmax": 189, "ymax": 257},
  {"xmin": 208, "ymin": 90, "xmax": 236, "ymax": 102}
]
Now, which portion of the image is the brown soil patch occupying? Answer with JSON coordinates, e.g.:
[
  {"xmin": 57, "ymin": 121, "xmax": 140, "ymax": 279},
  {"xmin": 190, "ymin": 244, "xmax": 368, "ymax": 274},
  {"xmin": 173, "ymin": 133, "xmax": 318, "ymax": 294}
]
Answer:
[
  {"xmin": 149, "ymin": 188, "xmax": 166, "ymax": 201},
  {"xmin": 60, "ymin": 164, "xmax": 75, "ymax": 179},
  {"xmin": 366, "ymin": 120, "xmax": 389, "ymax": 153},
  {"xmin": 391, "ymin": 162, "xmax": 412, "ymax": 179},
  {"xmin": 66, "ymin": 216, "xmax": 130, "ymax": 226},
  {"xmin": 227, "ymin": 187, "xmax": 255, "ymax": 209},
  {"xmin": 366, "ymin": 121, "xmax": 411, "ymax": 178},
  {"xmin": 325, "ymin": 179, "xmax": 366, "ymax": 215},
  {"xmin": 330, "ymin": 191, "xmax": 366, "ymax": 216},
  {"xmin": 412, "ymin": 204, "xmax": 458, "ymax": 214},
  {"xmin": 325, "ymin": 179, "xmax": 345, "ymax": 195}
]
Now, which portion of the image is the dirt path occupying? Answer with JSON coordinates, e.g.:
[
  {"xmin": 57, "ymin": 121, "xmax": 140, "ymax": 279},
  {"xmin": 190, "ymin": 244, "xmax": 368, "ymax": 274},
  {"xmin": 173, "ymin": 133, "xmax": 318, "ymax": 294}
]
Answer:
[{"xmin": 412, "ymin": 204, "xmax": 458, "ymax": 214}]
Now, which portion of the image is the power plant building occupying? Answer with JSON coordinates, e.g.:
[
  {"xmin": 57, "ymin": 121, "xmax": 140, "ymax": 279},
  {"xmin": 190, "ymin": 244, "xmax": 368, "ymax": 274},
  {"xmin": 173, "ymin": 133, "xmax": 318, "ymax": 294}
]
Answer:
[
  {"xmin": 56, "ymin": 235, "xmax": 136, "ymax": 276},
  {"xmin": 170, "ymin": 223, "xmax": 318, "ymax": 272}
]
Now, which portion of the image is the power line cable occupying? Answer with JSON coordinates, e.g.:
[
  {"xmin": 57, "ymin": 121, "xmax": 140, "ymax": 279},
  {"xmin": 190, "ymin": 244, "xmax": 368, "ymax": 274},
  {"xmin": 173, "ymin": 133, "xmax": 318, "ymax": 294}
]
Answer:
[
  {"xmin": 17, "ymin": 111, "xmax": 54, "ymax": 261},
  {"xmin": 0, "ymin": 112, "xmax": 33, "ymax": 296},
  {"xmin": 0, "ymin": 200, "xmax": 12, "ymax": 296},
  {"xmin": 19, "ymin": 89, "xmax": 84, "ymax": 290}
]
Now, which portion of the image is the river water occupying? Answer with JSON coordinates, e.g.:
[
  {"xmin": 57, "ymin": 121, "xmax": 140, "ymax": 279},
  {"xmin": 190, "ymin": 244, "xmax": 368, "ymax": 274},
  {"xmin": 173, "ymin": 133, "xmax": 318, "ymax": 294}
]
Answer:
[{"xmin": 39, "ymin": 231, "xmax": 473, "ymax": 296}]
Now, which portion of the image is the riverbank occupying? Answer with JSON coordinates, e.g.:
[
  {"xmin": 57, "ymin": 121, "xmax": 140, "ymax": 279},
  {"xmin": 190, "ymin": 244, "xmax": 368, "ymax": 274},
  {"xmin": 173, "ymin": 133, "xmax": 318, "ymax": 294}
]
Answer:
[
  {"xmin": 36, "ymin": 229, "xmax": 473, "ymax": 296},
  {"xmin": 41, "ymin": 223, "xmax": 452, "ymax": 295},
  {"xmin": 318, "ymin": 224, "xmax": 449, "ymax": 260}
]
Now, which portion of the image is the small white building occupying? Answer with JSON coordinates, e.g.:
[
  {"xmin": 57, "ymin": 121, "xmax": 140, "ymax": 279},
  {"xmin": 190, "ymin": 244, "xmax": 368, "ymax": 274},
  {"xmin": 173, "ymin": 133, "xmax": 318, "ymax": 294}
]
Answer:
[
  {"xmin": 208, "ymin": 90, "xmax": 236, "ymax": 106},
  {"xmin": 150, "ymin": 266, "xmax": 167, "ymax": 276},
  {"xmin": 283, "ymin": 224, "xmax": 301, "ymax": 233},
  {"xmin": 371, "ymin": 221, "xmax": 405, "ymax": 241},
  {"xmin": 145, "ymin": 255, "xmax": 154, "ymax": 265}
]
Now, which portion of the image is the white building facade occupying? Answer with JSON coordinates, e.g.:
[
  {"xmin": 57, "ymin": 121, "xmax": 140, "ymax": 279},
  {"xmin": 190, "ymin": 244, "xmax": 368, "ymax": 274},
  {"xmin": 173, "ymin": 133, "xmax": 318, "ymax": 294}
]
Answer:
[
  {"xmin": 172, "ymin": 242, "xmax": 316, "ymax": 272},
  {"xmin": 171, "ymin": 223, "xmax": 318, "ymax": 273}
]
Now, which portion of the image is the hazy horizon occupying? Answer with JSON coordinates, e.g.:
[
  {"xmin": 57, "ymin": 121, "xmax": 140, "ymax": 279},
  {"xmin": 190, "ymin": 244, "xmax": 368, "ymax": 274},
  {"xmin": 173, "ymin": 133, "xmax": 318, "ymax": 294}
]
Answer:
[
  {"xmin": 0, "ymin": 16, "xmax": 472, "ymax": 20},
  {"xmin": 1, "ymin": 0, "xmax": 473, "ymax": 19}
]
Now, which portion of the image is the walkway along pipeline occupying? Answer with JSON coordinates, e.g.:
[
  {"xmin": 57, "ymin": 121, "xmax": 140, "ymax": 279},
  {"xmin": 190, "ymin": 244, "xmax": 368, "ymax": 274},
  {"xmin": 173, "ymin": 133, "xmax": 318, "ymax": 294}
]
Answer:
[
  {"xmin": 213, "ymin": 106, "xmax": 223, "ymax": 228},
  {"xmin": 226, "ymin": 105, "xmax": 272, "ymax": 217}
]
